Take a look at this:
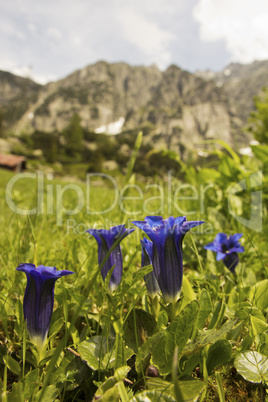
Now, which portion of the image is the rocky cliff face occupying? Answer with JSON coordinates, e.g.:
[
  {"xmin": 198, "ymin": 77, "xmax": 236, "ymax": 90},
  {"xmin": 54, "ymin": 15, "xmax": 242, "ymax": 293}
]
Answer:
[{"xmin": 1, "ymin": 59, "xmax": 266, "ymax": 154}]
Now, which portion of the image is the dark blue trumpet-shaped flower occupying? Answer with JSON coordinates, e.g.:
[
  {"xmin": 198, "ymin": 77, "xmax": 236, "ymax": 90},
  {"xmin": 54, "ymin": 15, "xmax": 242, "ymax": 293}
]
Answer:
[
  {"xmin": 87, "ymin": 225, "xmax": 134, "ymax": 292},
  {"xmin": 140, "ymin": 238, "xmax": 160, "ymax": 298},
  {"xmin": 132, "ymin": 216, "xmax": 204, "ymax": 303},
  {"xmin": 16, "ymin": 264, "xmax": 74, "ymax": 348},
  {"xmin": 204, "ymin": 233, "xmax": 244, "ymax": 273}
]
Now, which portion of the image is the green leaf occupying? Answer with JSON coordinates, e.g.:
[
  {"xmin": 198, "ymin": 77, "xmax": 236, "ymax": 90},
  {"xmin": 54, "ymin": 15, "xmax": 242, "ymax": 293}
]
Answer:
[
  {"xmin": 48, "ymin": 317, "xmax": 64, "ymax": 338},
  {"xmin": 130, "ymin": 390, "xmax": 175, "ymax": 402},
  {"xmin": 251, "ymin": 144, "xmax": 268, "ymax": 162},
  {"xmin": 249, "ymin": 279, "xmax": 268, "ymax": 311},
  {"xmin": 206, "ymin": 340, "xmax": 232, "ymax": 374},
  {"xmin": 214, "ymin": 139, "xmax": 241, "ymax": 164},
  {"xmin": 136, "ymin": 331, "xmax": 165, "ymax": 374},
  {"xmin": 196, "ymin": 289, "xmax": 212, "ymax": 330},
  {"xmin": 151, "ymin": 332, "xmax": 174, "ymax": 375},
  {"xmin": 152, "ymin": 301, "xmax": 199, "ymax": 375},
  {"xmin": 146, "ymin": 378, "xmax": 205, "ymax": 402},
  {"xmin": 123, "ymin": 308, "xmax": 158, "ymax": 353},
  {"xmin": 168, "ymin": 300, "xmax": 199, "ymax": 349},
  {"xmin": 250, "ymin": 315, "xmax": 268, "ymax": 336},
  {"xmin": 3, "ymin": 355, "xmax": 21, "ymax": 375},
  {"xmin": 258, "ymin": 332, "xmax": 268, "ymax": 356},
  {"xmin": 114, "ymin": 366, "xmax": 131, "ymax": 382},
  {"xmin": 23, "ymin": 369, "xmax": 39, "ymax": 400},
  {"xmin": 114, "ymin": 333, "xmax": 126, "ymax": 369},
  {"xmin": 78, "ymin": 335, "xmax": 112, "ymax": 370},
  {"xmin": 67, "ymin": 322, "xmax": 80, "ymax": 346},
  {"xmin": 34, "ymin": 384, "xmax": 59, "ymax": 402},
  {"xmin": 95, "ymin": 377, "xmax": 118, "ymax": 397},
  {"xmin": 8, "ymin": 381, "xmax": 24, "ymax": 402},
  {"xmin": 183, "ymin": 319, "xmax": 237, "ymax": 356},
  {"xmin": 208, "ymin": 300, "xmax": 225, "ymax": 329},
  {"xmin": 234, "ymin": 351, "xmax": 268, "ymax": 384},
  {"xmin": 117, "ymin": 380, "xmax": 130, "ymax": 402},
  {"xmin": 198, "ymin": 168, "xmax": 221, "ymax": 183},
  {"xmin": 95, "ymin": 366, "xmax": 130, "ymax": 399},
  {"xmin": 181, "ymin": 276, "xmax": 197, "ymax": 310}
]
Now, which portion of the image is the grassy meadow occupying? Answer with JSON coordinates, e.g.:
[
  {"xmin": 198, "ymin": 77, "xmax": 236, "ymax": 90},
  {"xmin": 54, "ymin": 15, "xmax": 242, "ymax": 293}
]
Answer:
[{"xmin": 0, "ymin": 139, "xmax": 267, "ymax": 401}]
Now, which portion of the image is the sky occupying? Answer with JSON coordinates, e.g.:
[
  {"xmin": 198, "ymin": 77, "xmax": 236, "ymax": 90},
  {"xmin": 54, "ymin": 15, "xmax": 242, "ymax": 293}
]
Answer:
[{"xmin": 1, "ymin": 0, "xmax": 268, "ymax": 84}]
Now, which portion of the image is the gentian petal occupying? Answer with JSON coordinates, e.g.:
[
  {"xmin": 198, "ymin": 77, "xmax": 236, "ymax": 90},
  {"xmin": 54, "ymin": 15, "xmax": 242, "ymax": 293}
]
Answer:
[
  {"xmin": 87, "ymin": 225, "xmax": 134, "ymax": 291},
  {"xmin": 216, "ymin": 252, "xmax": 226, "ymax": 261},
  {"xmin": 133, "ymin": 216, "xmax": 204, "ymax": 303},
  {"xmin": 214, "ymin": 233, "xmax": 228, "ymax": 244},
  {"xmin": 204, "ymin": 232, "xmax": 244, "ymax": 273},
  {"xmin": 181, "ymin": 220, "xmax": 205, "ymax": 234},
  {"xmin": 141, "ymin": 238, "xmax": 160, "ymax": 297},
  {"xmin": 204, "ymin": 242, "xmax": 219, "ymax": 252},
  {"xmin": 16, "ymin": 264, "xmax": 74, "ymax": 347}
]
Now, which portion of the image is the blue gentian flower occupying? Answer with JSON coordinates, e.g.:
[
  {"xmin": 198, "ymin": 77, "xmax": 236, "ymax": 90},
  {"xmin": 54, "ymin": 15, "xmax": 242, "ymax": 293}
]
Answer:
[
  {"xmin": 16, "ymin": 264, "xmax": 74, "ymax": 349},
  {"xmin": 132, "ymin": 216, "xmax": 204, "ymax": 303},
  {"xmin": 87, "ymin": 225, "xmax": 134, "ymax": 292},
  {"xmin": 204, "ymin": 233, "xmax": 244, "ymax": 273},
  {"xmin": 140, "ymin": 238, "xmax": 160, "ymax": 298}
]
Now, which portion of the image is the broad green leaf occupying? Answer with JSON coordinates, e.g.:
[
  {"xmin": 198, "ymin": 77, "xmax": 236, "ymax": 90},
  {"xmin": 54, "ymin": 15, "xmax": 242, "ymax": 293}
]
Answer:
[
  {"xmin": 196, "ymin": 289, "xmax": 212, "ymax": 330},
  {"xmin": 136, "ymin": 331, "xmax": 165, "ymax": 374},
  {"xmin": 226, "ymin": 321, "xmax": 244, "ymax": 342},
  {"xmin": 183, "ymin": 319, "xmax": 237, "ymax": 356},
  {"xmin": 234, "ymin": 351, "xmax": 268, "ymax": 384},
  {"xmin": 249, "ymin": 279, "xmax": 268, "ymax": 311},
  {"xmin": 157, "ymin": 310, "xmax": 169, "ymax": 329},
  {"xmin": 114, "ymin": 366, "xmax": 131, "ymax": 382},
  {"xmin": 48, "ymin": 317, "xmax": 64, "ymax": 338},
  {"xmin": 251, "ymin": 144, "xmax": 268, "ymax": 162},
  {"xmin": 208, "ymin": 300, "xmax": 225, "ymax": 329},
  {"xmin": 95, "ymin": 367, "xmax": 129, "ymax": 399},
  {"xmin": 123, "ymin": 308, "xmax": 158, "ymax": 353},
  {"xmin": 181, "ymin": 276, "xmax": 197, "ymax": 310},
  {"xmin": 114, "ymin": 333, "xmax": 127, "ymax": 369},
  {"xmin": 228, "ymin": 286, "xmax": 250, "ymax": 307},
  {"xmin": 23, "ymin": 369, "xmax": 39, "ymax": 400},
  {"xmin": 8, "ymin": 381, "xmax": 24, "ymax": 402},
  {"xmin": 216, "ymin": 139, "xmax": 241, "ymax": 163},
  {"xmin": 250, "ymin": 315, "xmax": 268, "ymax": 336},
  {"xmin": 198, "ymin": 168, "xmax": 221, "ymax": 182},
  {"xmin": 34, "ymin": 384, "xmax": 59, "ymax": 402},
  {"xmin": 240, "ymin": 335, "xmax": 254, "ymax": 352},
  {"xmin": 206, "ymin": 340, "xmax": 232, "ymax": 374},
  {"xmin": 182, "ymin": 354, "xmax": 200, "ymax": 377},
  {"xmin": 146, "ymin": 378, "xmax": 205, "ymax": 402},
  {"xmin": 78, "ymin": 335, "xmax": 112, "ymax": 370},
  {"xmin": 258, "ymin": 332, "xmax": 268, "ymax": 356},
  {"xmin": 95, "ymin": 377, "xmax": 118, "ymax": 397},
  {"xmin": 3, "ymin": 355, "xmax": 21, "ymax": 375},
  {"xmin": 168, "ymin": 300, "xmax": 199, "ymax": 348},
  {"xmin": 130, "ymin": 390, "xmax": 175, "ymax": 401},
  {"xmin": 151, "ymin": 332, "xmax": 174, "ymax": 375},
  {"xmin": 152, "ymin": 301, "xmax": 199, "ymax": 375}
]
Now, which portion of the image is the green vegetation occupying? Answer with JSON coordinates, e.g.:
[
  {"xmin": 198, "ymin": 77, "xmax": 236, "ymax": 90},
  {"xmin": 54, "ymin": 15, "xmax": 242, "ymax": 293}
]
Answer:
[
  {"xmin": 0, "ymin": 134, "xmax": 267, "ymax": 401},
  {"xmin": 247, "ymin": 87, "xmax": 268, "ymax": 144}
]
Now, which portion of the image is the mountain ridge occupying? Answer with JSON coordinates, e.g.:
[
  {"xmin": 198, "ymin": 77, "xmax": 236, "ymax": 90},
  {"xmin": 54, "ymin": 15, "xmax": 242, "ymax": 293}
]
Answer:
[{"xmin": 1, "ymin": 59, "xmax": 267, "ymax": 154}]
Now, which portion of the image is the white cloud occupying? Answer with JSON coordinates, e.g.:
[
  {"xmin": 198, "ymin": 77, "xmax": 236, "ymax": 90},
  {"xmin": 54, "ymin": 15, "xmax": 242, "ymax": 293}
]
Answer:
[
  {"xmin": 115, "ymin": 6, "xmax": 175, "ymax": 69},
  {"xmin": 194, "ymin": 0, "xmax": 268, "ymax": 63},
  {"xmin": 46, "ymin": 27, "xmax": 62, "ymax": 40},
  {"xmin": 0, "ymin": 59, "xmax": 55, "ymax": 84}
]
